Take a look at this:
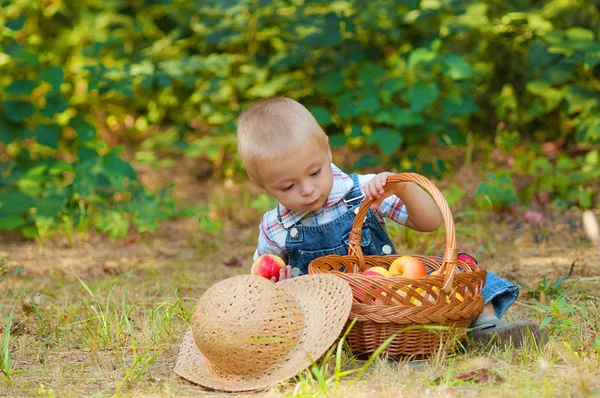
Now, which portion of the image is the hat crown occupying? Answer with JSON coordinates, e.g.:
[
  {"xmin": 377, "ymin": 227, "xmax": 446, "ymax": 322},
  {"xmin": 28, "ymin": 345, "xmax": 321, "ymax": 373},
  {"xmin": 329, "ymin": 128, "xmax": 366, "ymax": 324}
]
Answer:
[{"xmin": 192, "ymin": 275, "xmax": 305, "ymax": 375}]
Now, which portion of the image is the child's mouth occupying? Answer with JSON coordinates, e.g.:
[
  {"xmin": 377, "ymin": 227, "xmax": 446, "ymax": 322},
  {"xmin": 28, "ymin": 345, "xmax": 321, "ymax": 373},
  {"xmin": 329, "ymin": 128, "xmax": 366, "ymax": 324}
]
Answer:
[{"xmin": 307, "ymin": 197, "xmax": 320, "ymax": 206}]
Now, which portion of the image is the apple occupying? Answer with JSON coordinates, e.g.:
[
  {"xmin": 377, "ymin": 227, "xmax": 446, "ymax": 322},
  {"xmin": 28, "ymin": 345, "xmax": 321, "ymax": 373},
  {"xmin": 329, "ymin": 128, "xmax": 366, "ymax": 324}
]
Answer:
[
  {"xmin": 362, "ymin": 266, "xmax": 392, "ymax": 277},
  {"xmin": 428, "ymin": 270, "xmax": 464, "ymax": 302},
  {"xmin": 355, "ymin": 266, "xmax": 391, "ymax": 303},
  {"xmin": 250, "ymin": 254, "xmax": 286, "ymax": 282},
  {"xmin": 388, "ymin": 256, "xmax": 427, "ymax": 278},
  {"xmin": 458, "ymin": 253, "xmax": 478, "ymax": 265}
]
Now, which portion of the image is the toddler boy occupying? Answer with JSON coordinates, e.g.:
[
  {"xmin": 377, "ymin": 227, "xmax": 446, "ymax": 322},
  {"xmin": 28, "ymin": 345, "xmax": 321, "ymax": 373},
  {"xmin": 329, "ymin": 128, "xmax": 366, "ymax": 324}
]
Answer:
[{"xmin": 237, "ymin": 97, "xmax": 544, "ymax": 348}]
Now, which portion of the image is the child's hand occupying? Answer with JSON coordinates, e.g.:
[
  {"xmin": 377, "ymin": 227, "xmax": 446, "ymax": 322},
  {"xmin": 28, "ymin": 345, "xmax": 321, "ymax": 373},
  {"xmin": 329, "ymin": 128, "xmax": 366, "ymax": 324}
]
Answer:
[
  {"xmin": 363, "ymin": 172, "xmax": 403, "ymax": 210},
  {"xmin": 271, "ymin": 264, "xmax": 293, "ymax": 283}
]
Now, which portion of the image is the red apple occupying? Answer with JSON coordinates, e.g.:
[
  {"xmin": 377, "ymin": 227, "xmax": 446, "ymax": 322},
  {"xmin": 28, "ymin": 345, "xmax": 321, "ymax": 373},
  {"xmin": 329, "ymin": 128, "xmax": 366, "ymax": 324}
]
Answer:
[
  {"xmin": 251, "ymin": 254, "xmax": 286, "ymax": 282},
  {"xmin": 388, "ymin": 256, "xmax": 427, "ymax": 278},
  {"xmin": 352, "ymin": 267, "xmax": 391, "ymax": 303},
  {"xmin": 362, "ymin": 266, "xmax": 392, "ymax": 277}
]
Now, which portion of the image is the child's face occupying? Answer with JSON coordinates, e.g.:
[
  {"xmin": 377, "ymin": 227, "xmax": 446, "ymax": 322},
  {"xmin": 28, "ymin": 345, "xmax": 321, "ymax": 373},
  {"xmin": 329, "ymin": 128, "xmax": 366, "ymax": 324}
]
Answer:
[{"xmin": 257, "ymin": 138, "xmax": 333, "ymax": 213}]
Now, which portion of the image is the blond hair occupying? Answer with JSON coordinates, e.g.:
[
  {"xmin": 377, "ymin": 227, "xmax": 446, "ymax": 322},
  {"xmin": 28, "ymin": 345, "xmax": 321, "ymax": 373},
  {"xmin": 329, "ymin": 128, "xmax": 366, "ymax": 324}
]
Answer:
[{"xmin": 237, "ymin": 97, "xmax": 329, "ymax": 182}]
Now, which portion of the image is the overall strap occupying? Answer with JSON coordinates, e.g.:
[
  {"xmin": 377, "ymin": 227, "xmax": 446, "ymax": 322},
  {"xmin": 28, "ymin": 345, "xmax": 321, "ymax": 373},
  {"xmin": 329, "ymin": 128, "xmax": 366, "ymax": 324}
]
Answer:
[{"xmin": 343, "ymin": 174, "xmax": 365, "ymax": 210}]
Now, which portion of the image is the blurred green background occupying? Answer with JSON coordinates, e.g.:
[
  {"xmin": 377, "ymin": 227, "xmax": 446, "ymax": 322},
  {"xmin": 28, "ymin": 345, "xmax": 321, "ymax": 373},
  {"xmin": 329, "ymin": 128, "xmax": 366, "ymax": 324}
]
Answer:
[{"xmin": 0, "ymin": 0, "xmax": 598, "ymax": 240}]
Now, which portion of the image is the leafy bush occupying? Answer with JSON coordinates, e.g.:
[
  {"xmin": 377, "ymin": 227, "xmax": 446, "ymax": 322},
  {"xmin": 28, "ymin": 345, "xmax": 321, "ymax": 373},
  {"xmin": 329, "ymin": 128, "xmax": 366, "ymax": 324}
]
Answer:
[{"xmin": 1, "ymin": 0, "xmax": 599, "ymax": 238}]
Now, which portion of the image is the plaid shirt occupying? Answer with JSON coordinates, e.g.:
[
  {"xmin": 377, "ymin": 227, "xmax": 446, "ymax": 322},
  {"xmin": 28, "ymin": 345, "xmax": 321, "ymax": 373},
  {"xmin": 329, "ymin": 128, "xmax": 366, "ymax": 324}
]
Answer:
[{"xmin": 253, "ymin": 164, "xmax": 408, "ymax": 262}]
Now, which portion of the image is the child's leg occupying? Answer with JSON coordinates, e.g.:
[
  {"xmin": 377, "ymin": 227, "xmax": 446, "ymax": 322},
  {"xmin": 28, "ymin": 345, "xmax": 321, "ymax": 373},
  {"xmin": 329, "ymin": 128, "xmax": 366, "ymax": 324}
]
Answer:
[
  {"xmin": 480, "ymin": 271, "xmax": 519, "ymax": 319},
  {"xmin": 470, "ymin": 271, "xmax": 546, "ymax": 348},
  {"xmin": 439, "ymin": 253, "xmax": 546, "ymax": 347}
]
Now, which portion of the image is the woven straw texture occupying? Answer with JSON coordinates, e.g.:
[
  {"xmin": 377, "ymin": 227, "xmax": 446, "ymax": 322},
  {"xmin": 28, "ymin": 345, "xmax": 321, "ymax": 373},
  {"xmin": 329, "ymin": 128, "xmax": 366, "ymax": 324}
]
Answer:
[
  {"xmin": 174, "ymin": 274, "xmax": 353, "ymax": 392},
  {"xmin": 309, "ymin": 173, "xmax": 487, "ymax": 357}
]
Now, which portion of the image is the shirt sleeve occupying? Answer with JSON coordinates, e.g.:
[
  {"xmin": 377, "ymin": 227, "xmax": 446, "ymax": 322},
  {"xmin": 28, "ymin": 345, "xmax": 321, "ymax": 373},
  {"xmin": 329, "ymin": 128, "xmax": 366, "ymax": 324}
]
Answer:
[
  {"xmin": 377, "ymin": 194, "xmax": 408, "ymax": 225},
  {"xmin": 253, "ymin": 214, "xmax": 288, "ymax": 262}
]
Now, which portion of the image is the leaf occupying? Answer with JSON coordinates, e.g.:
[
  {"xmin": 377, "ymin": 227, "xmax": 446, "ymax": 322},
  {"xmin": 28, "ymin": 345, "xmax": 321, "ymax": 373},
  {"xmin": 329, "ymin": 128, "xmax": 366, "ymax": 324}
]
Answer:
[
  {"xmin": 367, "ymin": 128, "xmax": 403, "ymax": 155},
  {"xmin": 247, "ymin": 76, "xmax": 291, "ymax": 98},
  {"xmin": 71, "ymin": 115, "xmax": 96, "ymax": 141},
  {"xmin": 35, "ymin": 197, "xmax": 66, "ymax": 218},
  {"xmin": 39, "ymin": 66, "xmax": 65, "ymax": 93},
  {"xmin": 34, "ymin": 124, "xmax": 61, "ymax": 149},
  {"xmin": 528, "ymin": 42, "xmax": 561, "ymax": 70},
  {"xmin": 585, "ymin": 52, "xmax": 600, "ymax": 69},
  {"xmin": 40, "ymin": 94, "xmax": 67, "ymax": 118},
  {"xmin": 2, "ymin": 100, "xmax": 35, "ymax": 122},
  {"xmin": 444, "ymin": 54, "xmax": 475, "ymax": 80},
  {"xmin": 565, "ymin": 27, "xmax": 595, "ymax": 42},
  {"xmin": 329, "ymin": 133, "xmax": 346, "ymax": 148},
  {"xmin": 405, "ymin": 82, "xmax": 440, "ymax": 113},
  {"xmin": 316, "ymin": 71, "xmax": 344, "ymax": 94},
  {"xmin": 310, "ymin": 106, "xmax": 333, "ymax": 126},
  {"xmin": 381, "ymin": 78, "xmax": 406, "ymax": 94},
  {"xmin": 6, "ymin": 16, "xmax": 26, "ymax": 31},
  {"xmin": 442, "ymin": 92, "xmax": 479, "ymax": 117},
  {"xmin": 4, "ymin": 79, "xmax": 37, "ymax": 96},
  {"xmin": 0, "ymin": 214, "xmax": 26, "ymax": 229},
  {"xmin": 299, "ymin": 15, "xmax": 342, "ymax": 48},
  {"xmin": 95, "ymin": 211, "xmax": 129, "ymax": 241},
  {"xmin": 357, "ymin": 62, "xmax": 386, "ymax": 86},
  {"xmin": 355, "ymin": 96, "xmax": 381, "ymax": 115},
  {"xmin": 526, "ymin": 80, "xmax": 551, "ymax": 95},
  {"xmin": 408, "ymin": 48, "xmax": 436, "ymax": 70},
  {"xmin": 544, "ymin": 88, "xmax": 564, "ymax": 112},
  {"xmin": 375, "ymin": 107, "xmax": 423, "ymax": 127},
  {"xmin": 0, "ymin": 117, "xmax": 30, "ymax": 144},
  {"xmin": 11, "ymin": 50, "xmax": 39, "ymax": 66},
  {"xmin": 349, "ymin": 125, "xmax": 362, "ymax": 138},
  {"xmin": 475, "ymin": 173, "xmax": 518, "ymax": 208},
  {"xmin": 541, "ymin": 62, "xmax": 574, "ymax": 84},
  {"xmin": 353, "ymin": 155, "xmax": 379, "ymax": 170},
  {"xmin": 564, "ymin": 86, "xmax": 598, "ymax": 115},
  {"xmin": 101, "ymin": 155, "xmax": 138, "ymax": 187},
  {"xmin": 0, "ymin": 190, "xmax": 35, "ymax": 214}
]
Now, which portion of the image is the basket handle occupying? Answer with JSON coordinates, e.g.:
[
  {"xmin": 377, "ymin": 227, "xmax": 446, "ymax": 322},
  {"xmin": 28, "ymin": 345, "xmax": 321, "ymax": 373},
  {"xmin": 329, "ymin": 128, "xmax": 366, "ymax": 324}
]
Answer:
[{"xmin": 348, "ymin": 173, "xmax": 457, "ymax": 293}]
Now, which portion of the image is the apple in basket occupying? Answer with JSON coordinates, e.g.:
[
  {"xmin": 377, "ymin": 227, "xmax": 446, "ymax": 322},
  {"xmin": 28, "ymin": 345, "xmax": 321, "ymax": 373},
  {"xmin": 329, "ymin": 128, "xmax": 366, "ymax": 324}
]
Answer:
[
  {"xmin": 421, "ymin": 269, "xmax": 464, "ymax": 303},
  {"xmin": 251, "ymin": 254, "xmax": 286, "ymax": 282},
  {"xmin": 352, "ymin": 266, "xmax": 391, "ymax": 303},
  {"xmin": 388, "ymin": 255, "xmax": 427, "ymax": 278},
  {"xmin": 362, "ymin": 266, "xmax": 392, "ymax": 277}
]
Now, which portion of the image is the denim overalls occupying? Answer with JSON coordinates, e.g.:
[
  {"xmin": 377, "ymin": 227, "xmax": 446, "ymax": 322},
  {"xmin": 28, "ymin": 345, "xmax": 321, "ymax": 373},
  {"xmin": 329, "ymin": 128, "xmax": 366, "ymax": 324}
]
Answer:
[{"xmin": 277, "ymin": 174, "xmax": 519, "ymax": 319}]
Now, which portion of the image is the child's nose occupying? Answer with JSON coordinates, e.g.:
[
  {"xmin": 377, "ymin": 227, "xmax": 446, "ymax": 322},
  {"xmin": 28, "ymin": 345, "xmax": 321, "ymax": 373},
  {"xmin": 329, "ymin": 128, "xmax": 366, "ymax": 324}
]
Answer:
[{"xmin": 300, "ymin": 183, "xmax": 315, "ymax": 196}]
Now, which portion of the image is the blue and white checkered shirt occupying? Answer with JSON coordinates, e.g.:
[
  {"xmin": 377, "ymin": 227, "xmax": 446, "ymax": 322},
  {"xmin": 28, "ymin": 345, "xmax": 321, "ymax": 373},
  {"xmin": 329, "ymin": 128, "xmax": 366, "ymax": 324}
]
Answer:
[{"xmin": 253, "ymin": 163, "xmax": 408, "ymax": 262}]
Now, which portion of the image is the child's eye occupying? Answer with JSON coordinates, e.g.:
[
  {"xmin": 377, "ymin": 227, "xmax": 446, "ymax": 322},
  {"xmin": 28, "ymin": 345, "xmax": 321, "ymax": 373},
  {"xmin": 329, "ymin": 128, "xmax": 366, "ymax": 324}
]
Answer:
[
  {"xmin": 310, "ymin": 168, "xmax": 321, "ymax": 177},
  {"xmin": 282, "ymin": 184, "xmax": 294, "ymax": 192}
]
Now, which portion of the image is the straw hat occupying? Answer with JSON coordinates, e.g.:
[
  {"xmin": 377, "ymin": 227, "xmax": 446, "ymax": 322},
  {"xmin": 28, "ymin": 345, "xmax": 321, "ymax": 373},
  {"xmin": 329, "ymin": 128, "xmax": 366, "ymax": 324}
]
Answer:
[{"xmin": 174, "ymin": 274, "xmax": 353, "ymax": 392}]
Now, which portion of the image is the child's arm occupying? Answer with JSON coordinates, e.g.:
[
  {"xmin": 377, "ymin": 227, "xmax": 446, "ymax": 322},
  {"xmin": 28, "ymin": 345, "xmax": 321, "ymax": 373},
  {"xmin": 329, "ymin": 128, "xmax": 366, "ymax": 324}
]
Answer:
[{"xmin": 364, "ymin": 172, "xmax": 442, "ymax": 232}]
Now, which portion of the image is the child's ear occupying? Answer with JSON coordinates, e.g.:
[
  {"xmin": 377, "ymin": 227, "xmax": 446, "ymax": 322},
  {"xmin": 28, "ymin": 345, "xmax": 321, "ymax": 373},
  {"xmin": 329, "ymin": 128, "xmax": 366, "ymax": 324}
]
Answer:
[{"xmin": 327, "ymin": 147, "xmax": 332, "ymax": 162}]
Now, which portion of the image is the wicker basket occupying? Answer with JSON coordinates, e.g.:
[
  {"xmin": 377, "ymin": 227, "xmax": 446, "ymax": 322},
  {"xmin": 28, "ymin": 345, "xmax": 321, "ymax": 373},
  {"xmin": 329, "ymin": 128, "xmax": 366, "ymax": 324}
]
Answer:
[{"xmin": 308, "ymin": 173, "xmax": 487, "ymax": 357}]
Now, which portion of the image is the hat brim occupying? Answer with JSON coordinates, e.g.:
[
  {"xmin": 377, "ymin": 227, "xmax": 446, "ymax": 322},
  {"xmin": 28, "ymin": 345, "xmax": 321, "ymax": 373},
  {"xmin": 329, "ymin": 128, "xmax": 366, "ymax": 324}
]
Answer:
[{"xmin": 174, "ymin": 274, "xmax": 352, "ymax": 392}]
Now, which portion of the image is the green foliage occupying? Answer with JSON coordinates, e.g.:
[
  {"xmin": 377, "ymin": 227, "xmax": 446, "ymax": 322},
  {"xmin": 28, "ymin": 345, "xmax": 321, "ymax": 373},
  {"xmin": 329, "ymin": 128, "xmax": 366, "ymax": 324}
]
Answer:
[
  {"xmin": 1, "ymin": 0, "xmax": 599, "ymax": 240},
  {"xmin": 475, "ymin": 172, "xmax": 519, "ymax": 209},
  {"xmin": 0, "ymin": 3, "xmax": 183, "ymax": 239},
  {"xmin": 517, "ymin": 152, "xmax": 599, "ymax": 209}
]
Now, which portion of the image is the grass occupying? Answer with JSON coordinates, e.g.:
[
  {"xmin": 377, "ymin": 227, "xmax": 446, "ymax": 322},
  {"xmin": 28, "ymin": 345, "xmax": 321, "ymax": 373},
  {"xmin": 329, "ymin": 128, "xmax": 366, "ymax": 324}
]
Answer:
[
  {"xmin": 1, "ymin": 180, "xmax": 599, "ymax": 397},
  {"xmin": 2, "ymin": 241, "xmax": 599, "ymax": 397}
]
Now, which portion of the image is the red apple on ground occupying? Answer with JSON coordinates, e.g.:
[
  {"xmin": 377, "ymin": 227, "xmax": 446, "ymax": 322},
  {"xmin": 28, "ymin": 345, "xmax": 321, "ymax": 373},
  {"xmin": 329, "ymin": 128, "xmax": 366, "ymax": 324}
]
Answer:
[
  {"xmin": 250, "ymin": 254, "xmax": 286, "ymax": 282},
  {"xmin": 388, "ymin": 256, "xmax": 427, "ymax": 278}
]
